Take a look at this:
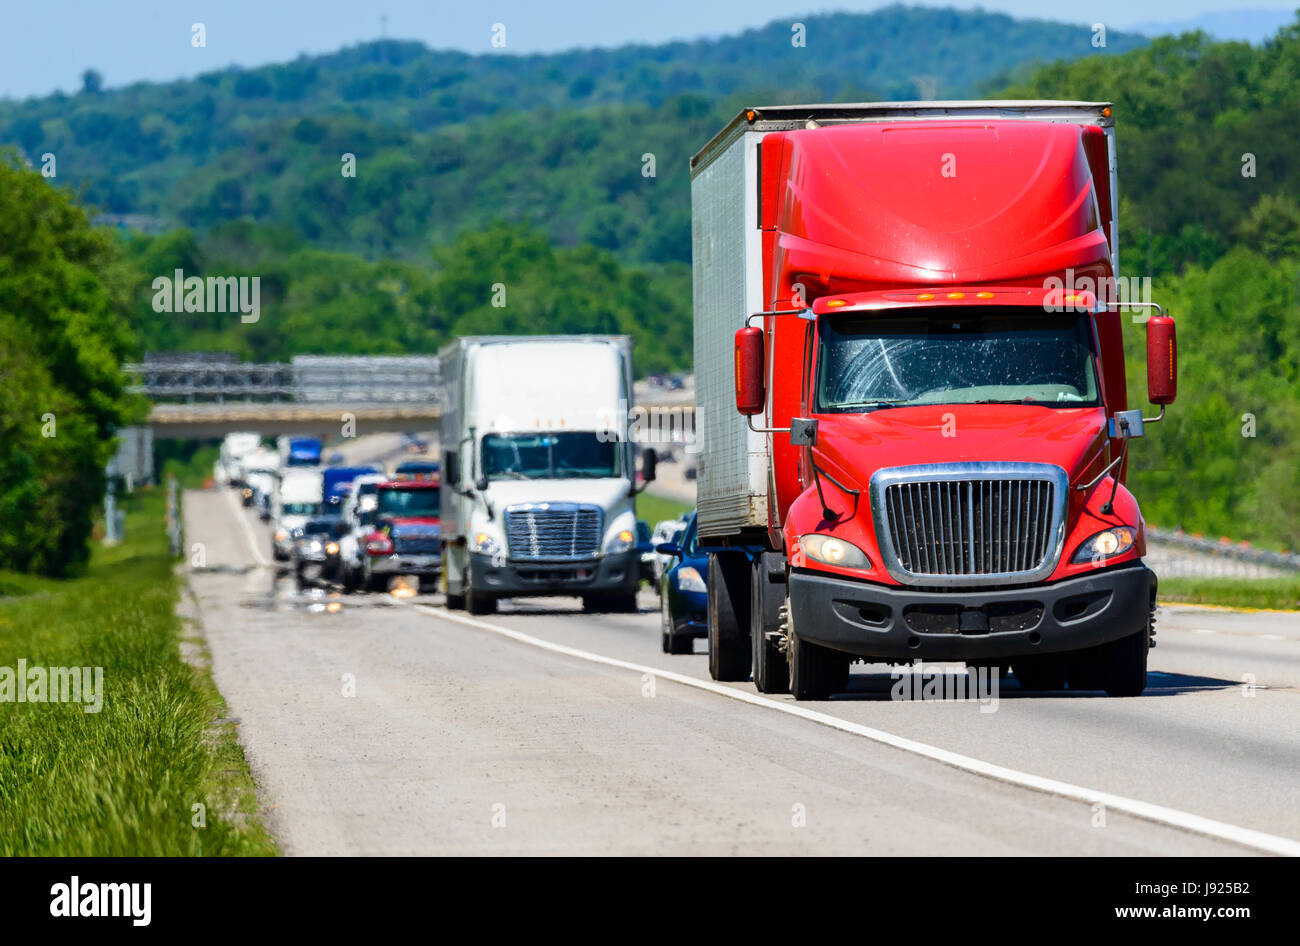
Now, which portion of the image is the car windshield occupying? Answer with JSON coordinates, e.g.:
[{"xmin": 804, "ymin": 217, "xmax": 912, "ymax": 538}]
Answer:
[
  {"xmin": 482, "ymin": 432, "xmax": 619, "ymax": 480},
  {"xmin": 377, "ymin": 488, "xmax": 440, "ymax": 517},
  {"xmin": 301, "ymin": 520, "xmax": 343, "ymax": 537},
  {"xmin": 816, "ymin": 309, "xmax": 1101, "ymax": 412}
]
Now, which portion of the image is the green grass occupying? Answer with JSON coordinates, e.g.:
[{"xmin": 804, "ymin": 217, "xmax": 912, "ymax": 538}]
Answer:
[
  {"xmin": 0, "ymin": 487, "xmax": 276, "ymax": 856},
  {"xmin": 636, "ymin": 490, "xmax": 693, "ymax": 527},
  {"xmin": 1159, "ymin": 576, "xmax": 1300, "ymax": 611}
]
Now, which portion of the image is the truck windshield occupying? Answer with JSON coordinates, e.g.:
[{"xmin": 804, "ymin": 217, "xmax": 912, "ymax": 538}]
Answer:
[
  {"xmin": 816, "ymin": 310, "xmax": 1100, "ymax": 411},
  {"xmin": 377, "ymin": 489, "xmax": 440, "ymax": 517},
  {"xmin": 482, "ymin": 432, "xmax": 620, "ymax": 480},
  {"xmin": 282, "ymin": 502, "xmax": 319, "ymax": 516}
]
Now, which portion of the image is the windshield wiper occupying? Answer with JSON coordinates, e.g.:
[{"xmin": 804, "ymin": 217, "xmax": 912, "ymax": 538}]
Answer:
[{"xmin": 840, "ymin": 399, "xmax": 909, "ymax": 409}]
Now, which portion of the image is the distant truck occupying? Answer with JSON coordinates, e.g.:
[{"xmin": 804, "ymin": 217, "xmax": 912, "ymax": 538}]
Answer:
[
  {"xmin": 691, "ymin": 102, "xmax": 1177, "ymax": 699},
  {"xmin": 360, "ymin": 480, "xmax": 442, "ymax": 592},
  {"xmin": 217, "ymin": 432, "xmax": 262, "ymax": 487},
  {"xmin": 438, "ymin": 336, "xmax": 654, "ymax": 614},
  {"xmin": 279, "ymin": 436, "xmax": 323, "ymax": 469},
  {"xmin": 272, "ymin": 468, "xmax": 324, "ymax": 562},
  {"xmin": 321, "ymin": 466, "xmax": 381, "ymax": 513}
]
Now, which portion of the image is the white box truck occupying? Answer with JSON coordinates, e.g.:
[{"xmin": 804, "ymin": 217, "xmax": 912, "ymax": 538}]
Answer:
[{"xmin": 438, "ymin": 335, "xmax": 654, "ymax": 614}]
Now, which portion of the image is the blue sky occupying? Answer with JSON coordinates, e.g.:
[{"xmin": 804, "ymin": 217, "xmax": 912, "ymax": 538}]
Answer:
[{"xmin": 1, "ymin": 0, "xmax": 1296, "ymax": 99}]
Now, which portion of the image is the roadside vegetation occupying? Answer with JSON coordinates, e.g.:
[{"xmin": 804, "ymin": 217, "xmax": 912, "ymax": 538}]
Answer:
[
  {"xmin": 0, "ymin": 487, "xmax": 276, "ymax": 855},
  {"xmin": 1158, "ymin": 576, "xmax": 1300, "ymax": 612},
  {"xmin": 636, "ymin": 491, "xmax": 692, "ymax": 528}
]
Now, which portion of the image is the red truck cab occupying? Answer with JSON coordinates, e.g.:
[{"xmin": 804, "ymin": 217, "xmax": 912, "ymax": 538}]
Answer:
[
  {"xmin": 691, "ymin": 103, "xmax": 1177, "ymax": 699},
  {"xmin": 361, "ymin": 479, "xmax": 443, "ymax": 592}
]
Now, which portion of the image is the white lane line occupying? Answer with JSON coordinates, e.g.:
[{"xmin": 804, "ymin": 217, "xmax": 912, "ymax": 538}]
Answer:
[
  {"xmin": 223, "ymin": 487, "xmax": 269, "ymax": 567},
  {"xmin": 1192, "ymin": 628, "xmax": 1217, "ymax": 635},
  {"xmin": 416, "ymin": 604, "xmax": 1300, "ymax": 857},
  {"xmin": 1257, "ymin": 634, "xmax": 1285, "ymax": 641}
]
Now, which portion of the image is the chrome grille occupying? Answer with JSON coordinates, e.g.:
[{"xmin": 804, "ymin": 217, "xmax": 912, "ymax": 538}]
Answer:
[
  {"xmin": 870, "ymin": 463, "xmax": 1068, "ymax": 586},
  {"xmin": 505, "ymin": 504, "xmax": 602, "ymax": 561}
]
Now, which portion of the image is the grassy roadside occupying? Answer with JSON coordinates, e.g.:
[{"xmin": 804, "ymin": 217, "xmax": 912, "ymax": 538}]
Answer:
[
  {"xmin": 637, "ymin": 490, "xmax": 693, "ymax": 526},
  {"xmin": 1158, "ymin": 576, "xmax": 1300, "ymax": 612},
  {"xmin": 0, "ymin": 486, "xmax": 276, "ymax": 856}
]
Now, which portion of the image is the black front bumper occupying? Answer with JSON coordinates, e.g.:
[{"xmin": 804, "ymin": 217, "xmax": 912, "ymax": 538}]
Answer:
[
  {"xmin": 471, "ymin": 550, "xmax": 640, "ymax": 597},
  {"xmin": 789, "ymin": 562, "xmax": 1154, "ymax": 661}
]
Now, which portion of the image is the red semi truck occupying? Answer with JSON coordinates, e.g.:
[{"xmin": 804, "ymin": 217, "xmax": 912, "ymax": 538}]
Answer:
[{"xmin": 691, "ymin": 102, "xmax": 1178, "ymax": 699}]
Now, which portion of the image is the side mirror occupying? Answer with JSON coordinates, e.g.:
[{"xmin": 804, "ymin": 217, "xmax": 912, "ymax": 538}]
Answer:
[
  {"xmin": 444, "ymin": 450, "xmax": 459, "ymax": 487},
  {"xmin": 475, "ymin": 476, "xmax": 489, "ymax": 492},
  {"xmin": 655, "ymin": 542, "xmax": 681, "ymax": 556},
  {"xmin": 734, "ymin": 325, "xmax": 765, "ymax": 415},
  {"xmin": 641, "ymin": 447, "xmax": 657, "ymax": 484},
  {"xmin": 1146, "ymin": 315, "xmax": 1177, "ymax": 405}
]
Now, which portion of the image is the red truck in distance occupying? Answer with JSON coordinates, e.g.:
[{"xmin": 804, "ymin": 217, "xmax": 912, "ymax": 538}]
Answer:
[
  {"xmin": 361, "ymin": 479, "xmax": 443, "ymax": 593},
  {"xmin": 691, "ymin": 102, "xmax": 1178, "ymax": 699}
]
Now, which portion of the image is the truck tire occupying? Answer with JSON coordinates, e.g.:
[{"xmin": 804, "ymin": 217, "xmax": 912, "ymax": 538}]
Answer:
[
  {"xmin": 1101, "ymin": 627, "xmax": 1149, "ymax": 696},
  {"xmin": 367, "ymin": 572, "xmax": 388, "ymax": 593},
  {"xmin": 1014, "ymin": 655, "xmax": 1067, "ymax": 692},
  {"xmin": 661, "ymin": 594, "xmax": 692, "ymax": 655},
  {"xmin": 787, "ymin": 632, "xmax": 848, "ymax": 700},
  {"xmin": 707, "ymin": 552, "xmax": 752, "ymax": 681},
  {"xmin": 751, "ymin": 554, "xmax": 788, "ymax": 693},
  {"xmin": 465, "ymin": 562, "xmax": 496, "ymax": 615},
  {"xmin": 584, "ymin": 592, "xmax": 638, "ymax": 614}
]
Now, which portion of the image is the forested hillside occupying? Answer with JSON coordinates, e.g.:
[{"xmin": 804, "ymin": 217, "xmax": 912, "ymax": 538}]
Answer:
[{"xmin": 0, "ymin": 6, "xmax": 1144, "ymax": 227}]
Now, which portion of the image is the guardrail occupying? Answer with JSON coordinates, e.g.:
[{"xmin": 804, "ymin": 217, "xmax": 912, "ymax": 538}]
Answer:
[{"xmin": 1145, "ymin": 527, "xmax": 1300, "ymax": 580}]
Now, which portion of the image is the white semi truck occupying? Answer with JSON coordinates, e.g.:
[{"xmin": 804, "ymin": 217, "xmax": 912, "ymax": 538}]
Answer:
[{"xmin": 438, "ymin": 335, "xmax": 654, "ymax": 614}]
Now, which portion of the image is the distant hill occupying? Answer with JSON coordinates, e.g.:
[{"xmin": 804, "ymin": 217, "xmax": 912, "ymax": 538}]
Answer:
[
  {"xmin": 0, "ymin": 5, "xmax": 1147, "ymax": 257},
  {"xmin": 1132, "ymin": 8, "xmax": 1297, "ymax": 44}
]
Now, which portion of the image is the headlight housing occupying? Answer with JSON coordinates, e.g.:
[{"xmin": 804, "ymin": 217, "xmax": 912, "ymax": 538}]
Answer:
[
  {"xmin": 470, "ymin": 532, "xmax": 501, "ymax": 556},
  {"xmin": 605, "ymin": 528, "xmax": 636, "ymax": 554},
  {"xmin": 676, "ymin": 565, "xmax": 706, "ymax": 593},
  {"xmin": 801, "ymin": 534, "xmax": 872, "ymax": 570},
  {"xmin": 1072, "ymin": 526, "xmax": 1137, "ymax": 564}
]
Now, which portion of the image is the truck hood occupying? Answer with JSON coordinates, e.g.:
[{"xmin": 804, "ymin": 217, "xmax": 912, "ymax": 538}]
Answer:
[
  {"xmin": 482, "ymin": 478, "xmax": 630, "ymax": 513},
  {"xmin": 814, "ymin": 405, "xmax": 1108, "ymax": 489}
]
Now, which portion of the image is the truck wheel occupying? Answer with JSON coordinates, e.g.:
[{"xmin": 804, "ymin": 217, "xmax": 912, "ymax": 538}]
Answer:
[
  {"xmin": 787, "ymin": 633, "xmax": 848, "ymax": 700},
  {"xmin": 751, "ymin": 554, "xmax": 788, "ymax": 693},
  {"xmin": 465, "ymin": 563, "xmax": 496, "ymax": 615},
  {"xmin": 1015, "ymin": 655, "xmax": 1067, "ymax": 692},
  {"xmin": 367, "ymin": 573, "xmax": 389, "ymax": 593},
  {"xmin": 707, "ymin": 552, "xmax": 752, "ymax": 681},
  {"xmin": 1098, "ymin": 625, "xmax": 1149, "ymax": 697}
]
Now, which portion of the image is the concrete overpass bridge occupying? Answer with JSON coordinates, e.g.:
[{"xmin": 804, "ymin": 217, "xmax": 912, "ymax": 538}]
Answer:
[{"xmin": 124, "ymin": 354, "xmax": 695, "ymax": 439}]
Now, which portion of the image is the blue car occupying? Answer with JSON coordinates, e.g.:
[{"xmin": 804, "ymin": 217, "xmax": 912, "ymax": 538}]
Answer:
[{"xmin": 658, "ymin": 512, "xmax": 710, "ymax": 654}]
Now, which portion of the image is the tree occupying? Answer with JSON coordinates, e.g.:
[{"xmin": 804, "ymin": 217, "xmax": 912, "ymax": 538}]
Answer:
[
  {"xmin": 80, "ymin": 69, "xmax": 103, "ymax": 94},
  {"xmin": 0, "ymin": 150, "xmax": 141, "ymax": 575}
]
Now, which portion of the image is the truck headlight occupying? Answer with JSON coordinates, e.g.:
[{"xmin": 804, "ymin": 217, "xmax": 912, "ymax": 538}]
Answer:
[
  {"xmin": 274, "ymin": 529, "xmax": 289, "ymax": 543},
  {"xmin": 802, "ymin": 534, "xmax": 872, "ymax": 569},
  {"xmin": 325, "ymin": 542, "xmax": 339, "ymax": 556},
  {"xmin": 605, "ymin": 528, "xmax": 636, "ymax": 554},
  {"xmin": 1072, "ymin": 526, "xmax": 1136, "ymax": 563},
  {"xmin": 676, "ymin": 566, "xmax": 707, "ymax": 593},
  {"xmin": 470, "ymin": 532, "xmax": 501, "ymax": 556}
]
